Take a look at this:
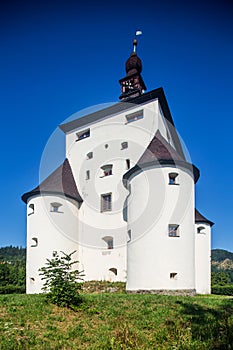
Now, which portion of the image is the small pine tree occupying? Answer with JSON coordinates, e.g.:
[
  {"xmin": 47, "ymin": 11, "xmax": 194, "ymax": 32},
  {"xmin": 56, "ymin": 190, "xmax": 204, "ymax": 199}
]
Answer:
[{"xmin": 39, "ymin": 251, "xmax": 84, "ymax": 307}]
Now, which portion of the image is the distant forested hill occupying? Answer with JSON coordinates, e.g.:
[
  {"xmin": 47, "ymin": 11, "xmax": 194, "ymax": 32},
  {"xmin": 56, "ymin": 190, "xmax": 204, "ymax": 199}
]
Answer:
[
  {"xmin": 212, "ymin": 249, "xmax": 233, "ymax": 262},
  {"xmin": 0, "ymin": 246, "xmax": 26, "ymax": 262},
  {"xmin": 211, "ymin": 249, "xmax": 233, "ymax": 283}
]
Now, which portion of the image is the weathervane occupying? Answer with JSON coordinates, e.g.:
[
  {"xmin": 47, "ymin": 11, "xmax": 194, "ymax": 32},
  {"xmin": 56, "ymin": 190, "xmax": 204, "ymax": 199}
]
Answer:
[{"xmin": 133, "ymin": 30, "xmax": 142, "ymax": 53}]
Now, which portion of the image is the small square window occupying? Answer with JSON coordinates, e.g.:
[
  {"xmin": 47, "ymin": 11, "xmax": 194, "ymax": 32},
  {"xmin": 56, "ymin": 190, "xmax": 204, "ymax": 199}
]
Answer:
[
  {"xmin": 101, "ymin": 193, "xmax": 112, "ymax": 212},
  {"xmin": 121, "ymin": 142, "xmax": 128, "ymax": 150},
  {"xmin": 168, "ymin": 224, "xmax": 179, "ymax": 237},
  {"xmin": 31, "ymin": 237, "xmax": 38, "ymax": 247},
  {"xmin": 102, "ymin": 236, "xmax": 113, "ymax": 249},
  {"xmin": 170, "ymin": 272, "xmax": 177, "ymax": 279},
  {"xmin": 197, "ymin": 226, "xmax": 205, "ymax": 234},
  {"xmin": 87, "ymin": 152, "xmax": 93, "ymax": 159}
]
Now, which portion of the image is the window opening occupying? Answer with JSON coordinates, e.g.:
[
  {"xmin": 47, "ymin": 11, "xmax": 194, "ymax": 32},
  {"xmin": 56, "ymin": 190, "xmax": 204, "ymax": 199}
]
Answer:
[
  {"xmin": 168, "ymin": 224, "xmax": 180, "ymax": 237},
  {"xmin": 101, "ymin": 193, "xmax": 112, "ymax": 212},
  {"xmin": 31, "ymin": 237, "xmax": 38, "ymax": 247},
  {"xmin": 102, "ymin": 236, "xmax": 114, "ymax": 249},
  {"xmin": 86, "ymin": 152, "xmax": 93, "ymax": 159},
  {"xmin": 197, "ymin": 226, "xmax": 205, "ymax": 234},
  {"xmin": 169, "ymin": 172, "xmax": 179, "ymax": 185},
  {"xmin": 51, "ymin": 202, "xmax": 62, "ymax": 213},
  {"xmin": 170, "ymin": 272, "xmax": 178, "ymax": 279},
  {"xmin": 76, "ymin": 128, "xmax": 90, "ymax": 141},
  {"xmin": 126, "ymin": 110, "xmax": 144, "ymax": 123},
  {"xmin": 126, "ymin": 159, "xmax": 130, "ymax": 170},
  {"xmin": 101, "ymin": 164, "xmax": 113, "ymax": 177},
  {"xmin": 28, "ymin": 203, "xmax": 35, "ymax": 215},
  {"xmin": 121, "ymin": 141, "xmax": 128, "ymax": 150},
  {"xmin": 109, "ymin": 268, "xmax": 117, "ymax": 275},
  {"xmin": 86, "ymin": 170, "xmax": 90, "ymax": 180}
]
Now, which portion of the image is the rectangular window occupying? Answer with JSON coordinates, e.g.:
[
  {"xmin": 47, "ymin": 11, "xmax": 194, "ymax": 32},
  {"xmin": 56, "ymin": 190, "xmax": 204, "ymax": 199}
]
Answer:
[
  {"xmin": 168, "ymin": 224, "xmax": 179, "ymax": 237},
  {"xmin": 76, "ymin": 128, "xmax": 90, "ymax": 141},
  {"xmin": 86, "ymin": 170, "xmax": 90, "ymax": 180},
  {"xmin": 169, "ymin": 172, "xmax": 179, "ymax": 185},
  {"xmin": 101, "ymin": 193, "xmax": 112, "ymax": 212},
  {"xmin": 101, "ymin": 164, "xmax": 113, "ymax": 177},
  {"xmin": 170, "ymin": 272, "xmax": 177, "ymax": 279},
  {"xmin": 125, "ymin": 110, "xmax": 143, "ymax": 123},
  {"xmin": 126, "ymin": 159, "xmax": 130, "ymax": 170}
]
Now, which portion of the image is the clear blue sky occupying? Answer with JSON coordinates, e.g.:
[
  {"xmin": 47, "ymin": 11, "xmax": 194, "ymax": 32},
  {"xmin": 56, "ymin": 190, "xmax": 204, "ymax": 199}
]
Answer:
[{"xmin": 0, "ymin": 0, "xmax": 232, "ymax": 251}]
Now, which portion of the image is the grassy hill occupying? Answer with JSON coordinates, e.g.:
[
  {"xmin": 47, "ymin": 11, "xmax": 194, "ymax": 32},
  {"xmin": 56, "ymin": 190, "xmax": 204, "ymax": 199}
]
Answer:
[{"xmin": 0, "ymin": 293, "xmax": 232, "ymax": 350}]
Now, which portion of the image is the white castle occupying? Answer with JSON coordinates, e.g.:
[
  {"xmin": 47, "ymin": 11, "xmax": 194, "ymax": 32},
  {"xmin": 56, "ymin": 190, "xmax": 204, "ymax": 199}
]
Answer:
[{"xmin": 22, "ymin": 38, "xmax": 213, "ymax": 295}]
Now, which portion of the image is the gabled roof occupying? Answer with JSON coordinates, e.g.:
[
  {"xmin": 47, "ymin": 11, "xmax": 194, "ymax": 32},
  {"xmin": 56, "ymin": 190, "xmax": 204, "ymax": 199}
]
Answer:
[
  {"xmin": 195, "ymin": 209, "xmax": 214, "ymax": 226},
  {"xmin": 123, "ymin": 130, "xmax": 200, "ymax": 183},
  {"xmin": 22, "ymin": 159, "xmax": 82, "ymax": 203},
  {"xmin": 137, "ymin": 130, "xmax": 185, "ymax": 166}
]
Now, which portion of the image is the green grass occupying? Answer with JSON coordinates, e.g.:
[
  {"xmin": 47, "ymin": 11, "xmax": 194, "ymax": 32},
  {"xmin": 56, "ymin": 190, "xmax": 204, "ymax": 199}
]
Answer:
[{"xmin": 0, "ymin": 292, "xmax": 232, "ymax": 349}]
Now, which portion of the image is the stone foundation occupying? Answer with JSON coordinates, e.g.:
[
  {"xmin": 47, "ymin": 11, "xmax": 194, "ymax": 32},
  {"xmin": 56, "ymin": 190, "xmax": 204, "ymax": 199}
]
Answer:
[{"xmin": 127, "ymin": 289, "xmax": 196, "ymax": 296}]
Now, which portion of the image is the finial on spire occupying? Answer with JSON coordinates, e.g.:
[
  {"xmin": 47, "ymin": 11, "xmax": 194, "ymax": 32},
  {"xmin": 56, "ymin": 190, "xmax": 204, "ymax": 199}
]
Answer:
[{"xmin": 133, "ymin": 30, "xmax": 142, "ymax": 53}]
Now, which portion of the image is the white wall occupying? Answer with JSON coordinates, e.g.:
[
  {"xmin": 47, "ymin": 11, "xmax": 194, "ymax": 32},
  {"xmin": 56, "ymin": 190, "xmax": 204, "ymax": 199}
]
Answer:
[
  {"xmin": 126, "ymin": 165, "xmax": 196, "ymax": 292},
  {"xmin": 195, "ymin": 223, "xmax": 211, "ymax": 294},
  {"xmin": 26, "ymin": 194, "xmax": 79, "ymax": 294}
]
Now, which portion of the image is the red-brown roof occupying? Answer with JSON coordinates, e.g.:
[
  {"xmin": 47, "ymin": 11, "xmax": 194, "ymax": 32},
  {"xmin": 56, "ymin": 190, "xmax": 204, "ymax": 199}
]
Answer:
[
  {"xmin": 138, "ymin": 130, "xmax": 185, "ymax": 166},
  {"xmin": 22, "ymin": 159, "xmax": 82, "ymax": 203},
  {"xmin": 195, "ymin": 208, "xmax": 214, "ymax": 226}
]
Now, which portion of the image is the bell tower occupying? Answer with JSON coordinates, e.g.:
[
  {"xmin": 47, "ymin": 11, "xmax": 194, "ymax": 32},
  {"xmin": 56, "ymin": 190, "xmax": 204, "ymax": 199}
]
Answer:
[{"xmin": 119, "ymin": 37, "xmax": 146, "ymax": 100}]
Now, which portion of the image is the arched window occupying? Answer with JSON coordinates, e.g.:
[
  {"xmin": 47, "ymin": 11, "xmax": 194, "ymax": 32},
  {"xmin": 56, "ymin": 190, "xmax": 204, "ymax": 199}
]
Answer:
[
  {"xmin": 197, "ymin": 226, "xmax": 205, "ymax": 234},
  {"xmin": 169, "ymin": 172, "xmax": 179, "ymax": 185},
  {"xmin": 102, "ymin": 236, "xmax": 114, "ymax": 249},
  {"xmin": 28, "ymin": 203, "xmax": 34, "ymax": 215}
]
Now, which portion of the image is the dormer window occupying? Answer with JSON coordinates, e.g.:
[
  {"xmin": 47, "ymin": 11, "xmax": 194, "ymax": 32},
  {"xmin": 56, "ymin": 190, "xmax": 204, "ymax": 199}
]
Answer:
[
  {"xmin": 76, "ymin": 128, "xmax": 90, "ymax": 141},
  {"xmin": 125, "ymin": 110, "xmax": 143, "ymax": 123},
  {"xmin": 168, "ymin": 224, "xmax": 180, "ymax": 237},
  {"xmin": 101, "ymin": 164, "xmax": 113, "ymax": 177},
  {"xmin": 51, "ymin": 202, "xmax": 62, "ymax": 213},
  {"xmin": 169, "ymin": 172, "xmax": 179, "ymax": 185}
]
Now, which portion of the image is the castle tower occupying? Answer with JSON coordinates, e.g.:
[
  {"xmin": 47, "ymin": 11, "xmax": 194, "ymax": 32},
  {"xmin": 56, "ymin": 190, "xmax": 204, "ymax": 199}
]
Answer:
[
  {"xmin": 22, "ymin": 159, "xmax": 81, "ymax": 293},
  {"xmin": 123, "ymin": 131, "xmax": 200, "ymax": 295},
  {"xmin": 119, "ymin": 38, "xmax": 146, "ymax": 100}
]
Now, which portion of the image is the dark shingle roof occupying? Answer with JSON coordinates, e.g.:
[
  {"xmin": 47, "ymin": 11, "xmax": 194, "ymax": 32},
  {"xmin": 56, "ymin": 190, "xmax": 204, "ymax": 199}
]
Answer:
[
  {"xmin": 123, "ymin": 129, "xmax": 200, "ymax": 183},
  {"xmin": 195, "ymin": 209, "xmax": 214, "ymax": 226},
  {"xmin": 137, "ymin": 130, "xmax": 185, "ymax": 166},
  {"xmin": 22, "ymin": 159, "xmax": 82, "ymax": 203}
]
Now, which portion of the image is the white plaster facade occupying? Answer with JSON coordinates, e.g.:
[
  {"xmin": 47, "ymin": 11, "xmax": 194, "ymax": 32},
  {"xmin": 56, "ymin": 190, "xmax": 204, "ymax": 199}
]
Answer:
[{"xmin": 22, "ymin": 49, "xmax": 213, "ymax": 295}]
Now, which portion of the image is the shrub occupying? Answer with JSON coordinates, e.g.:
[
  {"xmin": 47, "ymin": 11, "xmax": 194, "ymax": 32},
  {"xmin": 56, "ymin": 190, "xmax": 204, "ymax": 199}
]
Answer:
[
  {"xmin": 212, "ymin": 284, "xmax": 233, "ymax": 296},
  {"xmin": 0, "ymin": 284, "xmax": 26, "ymax": 294},
  {"xmin": 39, "ymin": 251, "xmax": 84, "ymax": 307}
]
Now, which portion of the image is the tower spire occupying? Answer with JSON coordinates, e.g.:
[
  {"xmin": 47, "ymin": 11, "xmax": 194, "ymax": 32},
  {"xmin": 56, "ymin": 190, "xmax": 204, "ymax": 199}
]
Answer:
[{"xmin": 119, "ymin": 31, "xmax": 146, "ymax": 101}]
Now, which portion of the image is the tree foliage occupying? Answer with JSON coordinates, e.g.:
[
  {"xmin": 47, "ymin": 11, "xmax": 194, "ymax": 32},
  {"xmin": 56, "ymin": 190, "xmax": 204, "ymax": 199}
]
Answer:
[{"xmin": 39, "ymin": 251, "xmax": 84, "ymax": 307}]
